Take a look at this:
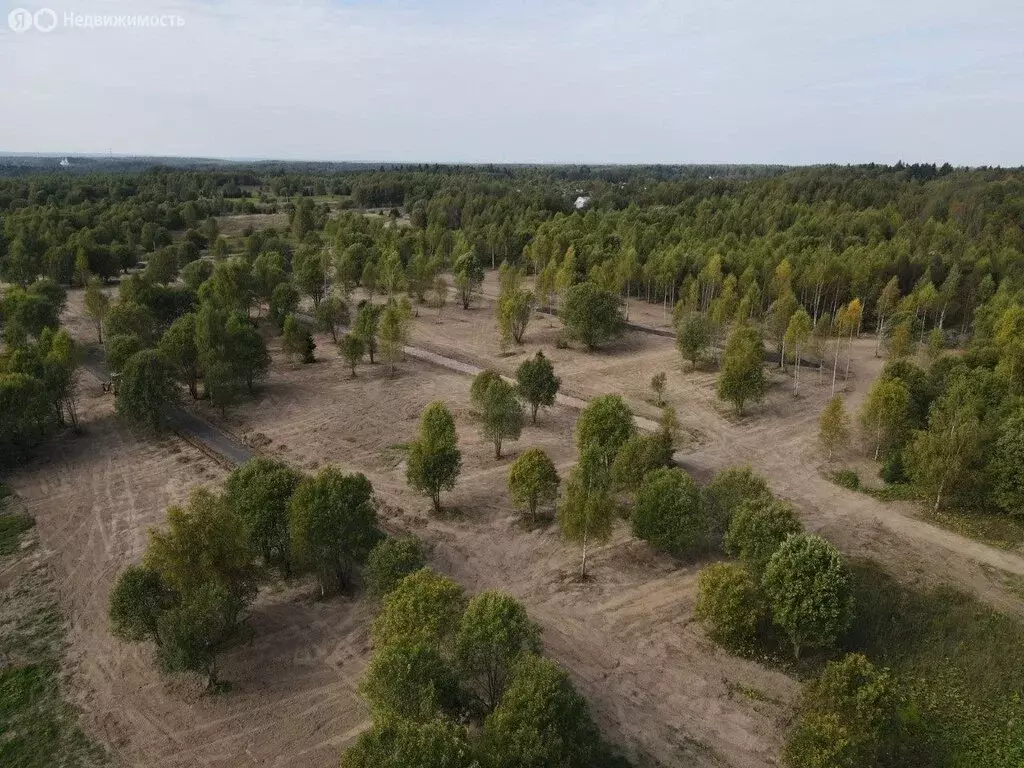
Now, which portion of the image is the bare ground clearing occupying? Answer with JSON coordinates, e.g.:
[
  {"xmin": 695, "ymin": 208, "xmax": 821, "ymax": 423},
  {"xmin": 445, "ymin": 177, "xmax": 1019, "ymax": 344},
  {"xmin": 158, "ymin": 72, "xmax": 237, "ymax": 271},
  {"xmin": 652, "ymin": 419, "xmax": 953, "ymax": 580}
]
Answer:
[
  {"xmin": 402, "ymin": 295, "xmax": 1024, "ymax": 612},
  {"xmin": 6, "ymin": 368, "xmax": 373, "ymax": 768},
  {"xmin": 199, "ymin": 338, "xmax": 797, "ymax": 768},
  {"xmin": 16, "ymin": 286, "xmax": 1024, "ymax": 768}
]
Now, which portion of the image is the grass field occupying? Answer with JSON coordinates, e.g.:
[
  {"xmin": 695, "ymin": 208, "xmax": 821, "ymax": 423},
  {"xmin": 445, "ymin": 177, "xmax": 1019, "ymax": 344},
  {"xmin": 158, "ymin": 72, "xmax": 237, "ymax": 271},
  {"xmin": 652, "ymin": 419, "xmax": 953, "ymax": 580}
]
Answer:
[
  {"xmin": 0, "ymin": 506, "xmax": 105, "ymax": 768},
  {"xmin": 846, "ymin": 561, "xmax": 1024, "ymax": 767}
]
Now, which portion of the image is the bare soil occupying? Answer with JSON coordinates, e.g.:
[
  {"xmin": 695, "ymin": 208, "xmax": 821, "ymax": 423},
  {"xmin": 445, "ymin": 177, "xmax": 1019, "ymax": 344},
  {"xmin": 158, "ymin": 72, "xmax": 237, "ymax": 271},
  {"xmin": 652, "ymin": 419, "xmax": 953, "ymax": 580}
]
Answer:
[
  {"xmin": 6, "ymin": 375, "xmax": 373, "ymax": 768},
  {"xmin": 13, "ymin": 287, "xmax": 1024, "ymax": 768}
]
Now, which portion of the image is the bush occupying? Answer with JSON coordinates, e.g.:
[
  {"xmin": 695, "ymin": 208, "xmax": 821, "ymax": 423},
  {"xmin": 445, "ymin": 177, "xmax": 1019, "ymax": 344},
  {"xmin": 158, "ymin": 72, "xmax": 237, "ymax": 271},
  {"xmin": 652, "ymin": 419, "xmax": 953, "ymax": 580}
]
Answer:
[
  {"xmin": 632, "ymin": 468, "xmax": 706, "ymax": 558},
  {"xmin": 784, "ymin": 653, "xmax": 898, "ymax": 768},
  {"xmin": 560, "ymin": 282, "xmax": 625, "ymax": 351},
  {"xmin": 364, "ymin": 536, "xmax": 427, "ymax": 598},
  {"xmin": 830, "ymin": 469, "xmax": 860, "ymax": 490},
  {"xmin": 611, "ymin": 432, "xmax": 673, "ymax": 493},
  {"xmin": 703, "ymin": 466, "xmax": 773, "ymax": 545},
  {"xmin": 724, "ymin": 497, "xmax": 802, "ymax": 575},
  {"xmin": 695, "ymin": 562, "xmax": 763, "ymax": 651},
  {"xmin": 879, "ymin": 452, "xmax": 908, "ymax": 485}
]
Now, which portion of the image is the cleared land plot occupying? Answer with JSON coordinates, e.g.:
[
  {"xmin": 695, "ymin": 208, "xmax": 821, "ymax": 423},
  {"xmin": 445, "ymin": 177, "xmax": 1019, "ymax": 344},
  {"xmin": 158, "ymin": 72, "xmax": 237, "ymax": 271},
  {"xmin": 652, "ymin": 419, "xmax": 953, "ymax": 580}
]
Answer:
[
  {"xmin": 6, "ymin": 379, "xmax": 372, "ymax": 768},
  {"xmin": 198, "ymin": 339, "xmax": 797, "ymax": 768}
]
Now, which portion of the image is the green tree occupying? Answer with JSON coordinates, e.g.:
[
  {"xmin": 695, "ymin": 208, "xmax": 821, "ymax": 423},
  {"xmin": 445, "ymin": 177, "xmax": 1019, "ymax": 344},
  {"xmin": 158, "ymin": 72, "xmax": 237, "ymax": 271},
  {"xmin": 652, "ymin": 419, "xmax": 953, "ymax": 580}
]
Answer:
[
  {"xmin": 226, "ymin": 312, "xmax": 270, "ymax": 393},
  {"xmin": 201, "ymin": 257, "xmax": 254, "ymax": 316},
  {"xmin": 576, "ymin": 394, "xmax": 636, "ymax": 472},
  {"xmin": 703, "ymin": 466, "xmax": 773, "ymax": 543},
  {"xmin": 371, "ymin": 568, "xmax": 465, "ymax": 649},
  {"xmin": 339, "ymin": 332, "xmax": 365, "ymax": 376},
  {"xmin": 353, "ymin": 303, "xmax": 380, "ymax": 364},
  {"xmin": 181, "ymin": 258, "xmax": 214, "ymax": 292},
  {"xmin": 158, "ymin": 313, "xmax": 200, "ymax": 398},
  {"xmin": 819, "ymin": 395, "xmax": 850, "ymax": 460},
  {"xmin": 888, "ymin": 320, "xmax": 913, "ymax": 360},
  {"xmin": 507, "ymin": 448, "xmax": 560, "ymax": 522},
  {"xmin": 379, "ymin": 297, "xmax": 412, "ymax": 374},
  {"xmin": 725, "ymin": 497, "xmax": 802, "ymax": 575},
  {"xmin": 718, "ymin": 324, "xmax": 765, "ymax": 415},
  {"xmin": 268, "ymin": 281, "xmax": 299, "ymax": 329},
  {"xmin": 860, "ymin": 377, "xmax": 911, "ymax": 460},
  {"xmin": 455, "ymin": 591, "xmax": 542, "ymax": 714},
  {"xmin": 874, "ymin": 276, "xmax": 901, "ymax": 357},
  {"xmin": 292, "ymin": 246, "xmax": 329, "ymax": 307},
  {"xmin": 407, "ymin": 401, "xmax": 462, "ymax": 512},
  {"xmin": 0, "ymin": 373, "xmax": 52, "ymax": 466},
  {"xmin": 83, "ymin": 276, "xmax": 109, "ymax": 343},
  {"xmin": 762, "ymin": 533, "xmax": 854, "ymax": 658},
  {"xmin": 314, "ymin": 295, "xmax": 349, "ymax": 343},
  {"xmin": 694, "ymin": 562, "xmax": 763, "ymax": 651},
  {"xmin": 251, "ymin": 253, "xmax": 287, "ymax": 314},
  {"xmin": 105, "ymin": 332, "xmax": 144, "ymax": 375},
  {"xmin": 453, "ymin": 251, "xmax": 484, "ymax": 309},
  {"xmin": 115, "ymin": 350, "xmax": 178, "ymax": 431},
  {"xmin": 154, "ymin": 580, "xmax": 241, "ymax": 687},
  {"xmin": 632, "ymin": 468, "xmax": 705, "ymax": 558},
  {"xmin": 497, "ymin": 287, "xmax": 534, "ymax": 348},
  {"xmin": 282, "ymin": 313, "xmax": 316, "ymax": 363},
  {"xmin": 289, "ymin": 467, "xmax": 379, "ymax": 593},
  {"xmin": 515, "ymin": 350, "xmax": 560, "ymax": 423},
  {"xmin": 480, "ymin": 654, "xmax": 601, "ymax": 768},
  {"xmin": 558, "ymin": 460, "xmax": 617, "ymax": 579},
  {"xmin": 785, "ymin": 307, "xmax": 813, "ymax": 394},
  {"xmin": 224, "ymin": 457, "xmax": 303, "ymax": 576},
  {"xmin": 359, "ymin": 640, "xmax": 458, "ymax": 723},
  {"xmin": 676, "ymin": 311, "xmax": 713, "ymax": 369},
  {"xmin": 905, "ymin": 371, "xmax": 984, "ymax": 511},
  {"xmin": 144, "ymin": 247, "xmax": 179, "ymax": 285},
  {"xmin": 610, "ymin": 431, "xmax": 673, "ymax": 493},
  {"xmin": 364, "ymin": 536, "xmax": 427, "ymax": 598},
  {"xmin": 108, "ymin": 565, "xmax": 172, "ymax": 645},
  {"xmin": 479, "ymin": 377, "xmax": 523, "ymax": 459},
  {"xmin": 144, "ymin": 487, "xmax": 259, "ymax": 608},
  {"xmin": 992, "ymin": 408, "xmax": 1024, "ymax": 517},
  {"xmin": 784, "ymin": 654, "xmax": 898, "ymax": 768},
  {"xmin": 340, "ymin": 717, "xmax": 477, "ymax": 768},
  {"xmin": 560, "ymin": 282, "xmax": 625, "ymax": 351},
  {"xmin": 104, "ymin": 301, "xmax": 155, "ymax": 344}
]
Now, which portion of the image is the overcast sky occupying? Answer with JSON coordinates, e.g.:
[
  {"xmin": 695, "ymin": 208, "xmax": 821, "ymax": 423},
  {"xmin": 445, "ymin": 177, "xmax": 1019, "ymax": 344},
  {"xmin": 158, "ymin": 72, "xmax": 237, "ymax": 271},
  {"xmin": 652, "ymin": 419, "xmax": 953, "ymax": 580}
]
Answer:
[{"xmin": 1, "ymin": 0, "xmax": 1021, "ymax": 165}]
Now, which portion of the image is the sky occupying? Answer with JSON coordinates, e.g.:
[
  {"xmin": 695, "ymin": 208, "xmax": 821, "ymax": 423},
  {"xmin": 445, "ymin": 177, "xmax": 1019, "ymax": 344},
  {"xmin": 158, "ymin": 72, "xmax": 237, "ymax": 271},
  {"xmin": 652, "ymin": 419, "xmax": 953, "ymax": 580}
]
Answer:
[{"xmin": 1, "ymin": 0, "xmax": 1022, "ymax": 165}]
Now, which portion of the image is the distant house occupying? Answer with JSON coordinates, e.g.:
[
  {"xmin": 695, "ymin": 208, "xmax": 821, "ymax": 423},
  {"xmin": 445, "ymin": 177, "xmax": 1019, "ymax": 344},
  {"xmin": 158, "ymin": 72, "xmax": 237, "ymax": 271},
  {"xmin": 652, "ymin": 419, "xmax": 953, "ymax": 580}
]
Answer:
[
  {"xmin": 574, "ymin": 195, "xmax": 591, "ymax": 210},
  {"xmin": 59, "ymin": 157, "xmax": 70, "ymax": 168}
]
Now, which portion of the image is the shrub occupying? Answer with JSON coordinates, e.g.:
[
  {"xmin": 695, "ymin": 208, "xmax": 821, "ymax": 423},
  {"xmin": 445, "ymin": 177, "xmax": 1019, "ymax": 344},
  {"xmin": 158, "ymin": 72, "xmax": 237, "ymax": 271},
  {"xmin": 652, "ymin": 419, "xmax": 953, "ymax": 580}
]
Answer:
[
  {"xmin": 611, "ymin": 431, "xmax": 673, "ymax": 493},
  {"xmin": 632, "ymin": 468, "xmax": 706, "ymax": 558},
  {"xmin": 703, "ymin": 466, "xmax": 773, "ymax": 545},
  {"xmin": 364, "ymin": 536, "xmax": 427, "ymax": 598},
  {"xmin": 784, "ymin": 653, "xmax": 898, "ymax": 768},
  {"xmin": 831, "ymin": 469, "xmax": 860, "ymax": 490},
  {"xmin": 724, "ymin": 497, "xmax": 802, "ymax": 575},
  {"xmin": 695, "ymin": 562, "xmax": 763, "ymax": 651}
]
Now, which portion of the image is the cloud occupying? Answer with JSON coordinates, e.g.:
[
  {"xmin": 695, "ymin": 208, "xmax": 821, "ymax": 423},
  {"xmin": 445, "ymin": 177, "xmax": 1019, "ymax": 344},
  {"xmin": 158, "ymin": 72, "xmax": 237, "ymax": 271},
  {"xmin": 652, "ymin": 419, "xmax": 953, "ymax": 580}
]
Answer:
[{"xmin": 1, "ymin": 0, "xmax": 1021, "ymax": 164}]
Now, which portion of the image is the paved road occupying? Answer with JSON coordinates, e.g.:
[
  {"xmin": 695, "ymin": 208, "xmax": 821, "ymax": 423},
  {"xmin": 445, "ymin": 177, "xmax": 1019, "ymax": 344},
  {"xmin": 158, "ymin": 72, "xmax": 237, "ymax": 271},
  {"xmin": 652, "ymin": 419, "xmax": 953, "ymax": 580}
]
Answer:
[{"xmin": 80, "ymin": 350, "xmax": 253, "ymax": 466}]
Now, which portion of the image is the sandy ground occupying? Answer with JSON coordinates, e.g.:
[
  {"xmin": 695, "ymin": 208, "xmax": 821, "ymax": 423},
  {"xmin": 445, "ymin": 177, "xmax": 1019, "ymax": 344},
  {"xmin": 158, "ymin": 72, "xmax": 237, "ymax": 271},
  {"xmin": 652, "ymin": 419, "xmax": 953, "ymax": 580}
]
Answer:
[
  {"xmin": 406, "ymin": 290, "xmax": 1024, "ymax": 610},
  {"xmin": 202, "ymin": 339, "xmax": 797, "ymax": 768},
  {"xmin": 13, "ymin": 284, "xmax": 1024, "ymax": 768},
  {"xmin": 6, "ymin": 363, "xmax": 374, "ymax": 768}
]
